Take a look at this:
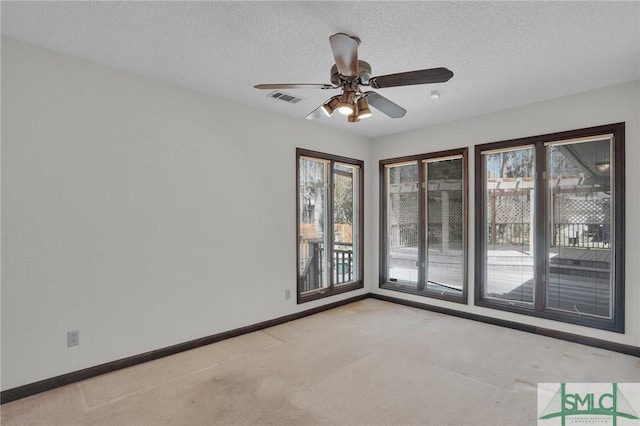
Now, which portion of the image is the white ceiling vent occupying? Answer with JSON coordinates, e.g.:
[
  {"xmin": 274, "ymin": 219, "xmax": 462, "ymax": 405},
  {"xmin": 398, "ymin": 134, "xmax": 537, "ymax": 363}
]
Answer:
[{"xmin": 268, "ymin": 91, "xmax": 303, "ymax": 104}]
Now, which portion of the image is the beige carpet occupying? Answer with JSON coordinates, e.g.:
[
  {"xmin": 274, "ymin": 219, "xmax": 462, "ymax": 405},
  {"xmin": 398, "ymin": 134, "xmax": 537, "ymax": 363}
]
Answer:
[{"xmin": 2, "ymin": 299, "xmax": 638, "ymax": 425}]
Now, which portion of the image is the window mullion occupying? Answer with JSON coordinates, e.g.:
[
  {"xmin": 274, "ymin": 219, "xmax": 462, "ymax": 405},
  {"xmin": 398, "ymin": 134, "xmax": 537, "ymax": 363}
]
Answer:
[
  {"xmin": 327, "ymin": 161, "xmax": 335, "ymax": 289},
  {"xmin": 417, "ymin": 160, "xmax": 426, "ymax": 291},
  {"xmin": 534, "ymin": 142, "xmax": 547, "ymax": 312},
  {"xmin": 379, "ymin": 163, "xmax": 389, "ymax": 285}
]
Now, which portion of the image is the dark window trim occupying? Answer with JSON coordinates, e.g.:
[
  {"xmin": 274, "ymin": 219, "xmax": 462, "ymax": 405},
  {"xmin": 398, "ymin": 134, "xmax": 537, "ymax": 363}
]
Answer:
[
  {"xmin": 296, "ymin": 148, "xmax": 364, "ymax": 304},
  {"xmin": 379, "ymin": 148, "xmax": 469, "ymax": 304},
  {"xmin": 474, "ymin": 123, "xmax": 625, "ymax": 332}
]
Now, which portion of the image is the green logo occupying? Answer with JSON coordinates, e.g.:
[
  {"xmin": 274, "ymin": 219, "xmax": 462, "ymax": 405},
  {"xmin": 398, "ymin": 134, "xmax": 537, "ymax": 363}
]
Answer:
[{"xmin": 539, "ymin": 383, "xmax": 639, "ymax": 426}]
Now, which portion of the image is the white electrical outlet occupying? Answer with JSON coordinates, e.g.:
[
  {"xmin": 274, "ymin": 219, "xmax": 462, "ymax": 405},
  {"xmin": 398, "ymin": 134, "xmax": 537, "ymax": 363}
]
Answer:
[
  {"xmin": 285, "ymin": 289, "xmax": 291, "ymax": 300},
  {"xmin": 67, "ymin": 330, "xmax": 79, "ymax": 347}
]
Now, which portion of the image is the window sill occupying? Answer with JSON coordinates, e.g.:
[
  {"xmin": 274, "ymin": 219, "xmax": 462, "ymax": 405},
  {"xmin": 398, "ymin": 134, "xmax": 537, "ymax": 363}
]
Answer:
[
  {"xmin": 298, "ymin": 281, "xmax": 364, "ymax": 304},
  {"xmin": 475, "ymin": 297, "xmax": 623, "ymax": 333},
  {"xmin": 380, "ymin": 281, "xmax": 467, "ymax": 304}
]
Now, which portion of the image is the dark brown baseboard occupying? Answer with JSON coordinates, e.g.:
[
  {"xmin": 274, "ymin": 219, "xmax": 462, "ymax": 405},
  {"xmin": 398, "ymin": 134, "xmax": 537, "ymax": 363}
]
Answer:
[
  {"xmin": 370, "ymin": 293, "xmax": 640, "ymax": 357},
  {"xmin": 0, "ymin": 293, "xmax": 368, "ymax": 404},
  {"xmin": 2, "ymin": 291, "xmax": 638, "ymax": 404}
]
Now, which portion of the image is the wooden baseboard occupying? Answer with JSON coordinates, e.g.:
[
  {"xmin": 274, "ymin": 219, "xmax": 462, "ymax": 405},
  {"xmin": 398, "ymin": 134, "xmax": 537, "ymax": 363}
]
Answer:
[
  {"xmin": 2, "ymin": 291, "xmax": 637, "ymax": 404},
  {"xmin": 0, "ymin": 293, "xmax": 367, "ymax": 404}
]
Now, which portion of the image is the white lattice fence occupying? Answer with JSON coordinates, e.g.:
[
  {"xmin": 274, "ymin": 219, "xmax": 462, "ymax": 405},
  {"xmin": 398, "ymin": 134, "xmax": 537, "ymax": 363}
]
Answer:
[
  {"xmin": 487, "ymin": 192, "xmax": 531, "ymax": 245},
  {"xmin": 554, "ymin": 197, "xmax": 610, "ymax": 223},
  {"xmin": 389, "ymin": 187, "xmax": 418, "ymax": 248},
  {"xmin": 428, "ymin": 199, "xmax": 463, "ymax": 224},
  {"xmin": 489, "ymin": 194, "xmax": 531, "ymax": 223}
]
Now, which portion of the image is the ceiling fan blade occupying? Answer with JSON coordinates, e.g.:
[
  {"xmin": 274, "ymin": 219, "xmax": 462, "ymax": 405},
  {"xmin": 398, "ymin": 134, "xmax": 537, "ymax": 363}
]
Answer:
[
  {"xmin": 369, "ymin": 67, "xmax": 453, "ymax": 89},
  {"xmin": 305, "ymin": 104, "xmax": 327, "ymax": 120},
  {"xmin": 306, "ymin": 95, "xmax": 342, "ymax": 120},
  {"xmin": 363, "ymin": 91, "xmax": 406, "ymax": 118},
  {"xmin": 329, "ymin": 33, "xmax": 359, "ymax": 78},
  {"xmin": 254, "ymin": 83, "xmax": 335, "ymax": 90}
]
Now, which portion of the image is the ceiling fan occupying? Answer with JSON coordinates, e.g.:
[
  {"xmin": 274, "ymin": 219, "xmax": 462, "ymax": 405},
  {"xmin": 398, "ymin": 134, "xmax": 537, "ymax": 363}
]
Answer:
[{"xmin": 254, "ymin": 33, "xmax": 453, "ymax": 122}]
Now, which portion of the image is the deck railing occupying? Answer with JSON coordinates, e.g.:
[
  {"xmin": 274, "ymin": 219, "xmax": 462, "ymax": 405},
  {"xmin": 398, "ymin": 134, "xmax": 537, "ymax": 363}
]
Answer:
[
  {"xmin": 334, "ymin": 243, "xmax": 353, "ymax": 284},
  {"xmin": 389, "ymin": 223, "xmax": 418, "ymax": 248},
  {"xmin": 488, "ymin": 223, "xmax": 530, "ymax": 245},
  {"xmin": 553, "ymin": 223, "xmax": 609, "ymax": 248},
  {"xmin": 486, "ymin": 222, "xmax": 609, "ymax": 249},
  {"xmin": 300, "ymin": 240, "xmax": 323, "ymax": 292},
  {"xmin": 300, "ymin": 241, "xmax": 354, "ymax": 292}
]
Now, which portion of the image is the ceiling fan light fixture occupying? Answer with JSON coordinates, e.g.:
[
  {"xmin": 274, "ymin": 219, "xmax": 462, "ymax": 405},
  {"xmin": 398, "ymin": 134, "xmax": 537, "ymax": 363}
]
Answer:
[
  {"xmin": 338, "ymin": 91, "xmax": 355, "ymax": 115},
  {"xmin": 322, "ymin": 97, "xmax": 341, "ymax": 116},
  {"xmin": 338, "ymin": 104, "xmax": 354, "ymax": 115},
  {"xmin": 356, "ymin": 97, "xmax": 372, "ymax": 119}
]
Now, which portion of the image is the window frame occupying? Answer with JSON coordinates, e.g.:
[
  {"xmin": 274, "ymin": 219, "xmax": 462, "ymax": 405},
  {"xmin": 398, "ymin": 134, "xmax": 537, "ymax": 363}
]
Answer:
[
  {"xmin": 296, "ymin": 148, "xmax": 364, "ymax": 304},
  {"xmin": 379, "ymin": 148, "xmax": 469, "ymax": 304},
  {"xmin": 474, "ymin": 123, "xmax": 625, "ymax": 332}
]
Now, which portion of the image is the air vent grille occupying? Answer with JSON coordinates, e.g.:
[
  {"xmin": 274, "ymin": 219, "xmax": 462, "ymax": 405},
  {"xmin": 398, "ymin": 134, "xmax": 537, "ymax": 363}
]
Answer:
[{"xmin": 268, "ymin": 91, "xmax": 303, "ymax": 104}]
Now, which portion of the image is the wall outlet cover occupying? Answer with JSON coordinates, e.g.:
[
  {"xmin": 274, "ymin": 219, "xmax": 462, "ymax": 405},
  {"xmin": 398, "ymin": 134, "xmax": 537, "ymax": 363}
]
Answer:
[{"xmin": 67, "ymin": 330, "xmax": 79, "ymax": 347}]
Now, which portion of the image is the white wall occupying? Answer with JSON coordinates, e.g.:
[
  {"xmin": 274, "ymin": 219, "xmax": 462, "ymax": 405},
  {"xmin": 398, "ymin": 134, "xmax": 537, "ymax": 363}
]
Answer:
[
  {"xmin": 1, "ymin": 38, "xmax": 372, "ymax": 390},
  {"xmin": 370, "ymin": 80, "xmax": 640, "ymax": 348},
  {"xmin": 2, "ymin": 36, "xmax": 638, "ymax": 392}
]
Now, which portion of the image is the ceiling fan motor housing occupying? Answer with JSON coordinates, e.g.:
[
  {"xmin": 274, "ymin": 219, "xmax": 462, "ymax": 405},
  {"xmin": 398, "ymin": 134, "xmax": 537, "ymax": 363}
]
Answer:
[{"xmin": 330, "ymin": 60, "xmax": 372, "ymax": 86}]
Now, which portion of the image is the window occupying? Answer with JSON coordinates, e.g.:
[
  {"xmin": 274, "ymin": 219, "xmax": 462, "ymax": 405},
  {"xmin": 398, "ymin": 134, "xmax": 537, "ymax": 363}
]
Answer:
[
  {"xmin": 297, "ymin": 149, "xmax": 364, "ymax": 303},
  {"xmin": 380, "ymin": 149, "xmax": 468, "ymax": 303},
  {"xmin": 475, "ymin": 123, "xmax": 625, "ymax": 331}
]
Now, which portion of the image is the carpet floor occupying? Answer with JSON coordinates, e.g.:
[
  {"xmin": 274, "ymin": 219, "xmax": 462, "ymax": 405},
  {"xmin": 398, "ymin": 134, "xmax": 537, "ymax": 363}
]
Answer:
[{"xmin": 2, "ymin": 298, "xmax": 638, "ymax": 425}]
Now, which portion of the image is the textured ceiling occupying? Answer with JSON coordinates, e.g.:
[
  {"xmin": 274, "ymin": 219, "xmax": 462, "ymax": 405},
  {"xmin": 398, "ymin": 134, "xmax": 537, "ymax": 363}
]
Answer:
[{"xmin": 2, "ymin": 1, "xmax": 639, "ymax": 138}]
